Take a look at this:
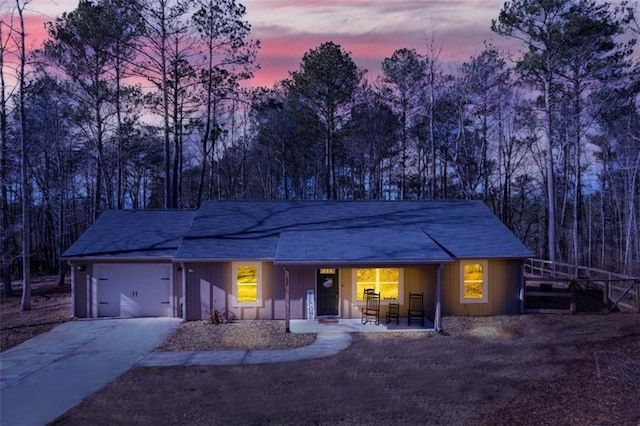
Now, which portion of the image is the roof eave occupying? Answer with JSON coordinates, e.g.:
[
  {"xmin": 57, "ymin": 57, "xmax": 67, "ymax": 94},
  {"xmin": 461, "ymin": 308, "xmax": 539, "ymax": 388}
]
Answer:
[
  {"xmin": 63, "ymin": 256, "xmax": 176, "ymax": 262},
  {"xmin": 454, "ymin": 254, "xmax": 533, "ymax": 260},
  {"xmin": 173, "ymin": 257, "xmax": 275, "ymax": 263},
  {"xmin": 274, "ymin": 259, "xmax": 455, "ymax": 266}
]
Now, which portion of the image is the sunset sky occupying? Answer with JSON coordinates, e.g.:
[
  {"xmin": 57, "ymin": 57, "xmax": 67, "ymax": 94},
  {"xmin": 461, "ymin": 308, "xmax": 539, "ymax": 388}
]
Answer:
[{"xmin": 16, "ymin": 0, "xmax": 511, "ymax": 87}]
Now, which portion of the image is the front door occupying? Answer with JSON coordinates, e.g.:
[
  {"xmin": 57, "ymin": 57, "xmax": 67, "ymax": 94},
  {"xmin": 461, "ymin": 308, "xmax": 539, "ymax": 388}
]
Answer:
[{"xmin": 316, "ymin": 269, "xmax": 339, "ymax": 316}]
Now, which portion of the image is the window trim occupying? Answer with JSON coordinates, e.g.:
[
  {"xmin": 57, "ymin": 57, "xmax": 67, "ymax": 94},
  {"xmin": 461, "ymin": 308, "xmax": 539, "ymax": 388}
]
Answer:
[
  {"xmin": 232, "ymin": 261, "xmax": 262, "ymax": 307},
  {"xmin": 459, "ymin": 259, "xmax": 488, "ymax": 304},
  {"xmin": 352, "ymin": 268, "xmax": 404, "ymax": 305}
]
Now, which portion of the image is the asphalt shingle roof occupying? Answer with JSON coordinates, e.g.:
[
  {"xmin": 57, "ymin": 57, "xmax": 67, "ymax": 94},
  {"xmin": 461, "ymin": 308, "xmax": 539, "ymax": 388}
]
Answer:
[
  {"xmin": 63, "ymin": 201, "xmax": 532, "ymax": 262},
  {"xmin": 174, "ymin": 200, "xmax": 532, "ymax": 262},
  {"xmin": 62, "ymin": 210, "xmax": 197, "ymax": 260}
]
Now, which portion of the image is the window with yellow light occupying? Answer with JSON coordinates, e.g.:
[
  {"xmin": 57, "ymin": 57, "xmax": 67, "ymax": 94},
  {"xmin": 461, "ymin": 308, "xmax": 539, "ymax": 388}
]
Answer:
[
  {"xmin": 233, "ymin": 262, "xmax": 261, "ymax": 305},
  {"xmin": 460, "ymin": 260, "xmax": 488, "ymax": 303},
  {"xmin": 354, "ymin": 268, "xmax": 402, "ymax": 302}
]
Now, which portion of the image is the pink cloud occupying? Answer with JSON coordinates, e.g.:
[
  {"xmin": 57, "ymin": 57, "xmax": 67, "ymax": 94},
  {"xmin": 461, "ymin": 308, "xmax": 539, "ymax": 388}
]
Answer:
[
  {"xmin": 250, "ymin": 27, "xmax": 502, "ymax": 87},
  {"xmin": 13, "ymin": 0, "xmax": 513, "ymax": 88}
]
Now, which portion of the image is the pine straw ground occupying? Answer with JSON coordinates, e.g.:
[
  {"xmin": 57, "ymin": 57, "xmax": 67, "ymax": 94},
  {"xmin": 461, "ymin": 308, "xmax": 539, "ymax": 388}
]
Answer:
[{"xmin": 53, "ymin": 314, "xmax": 639, "ymax": 426}]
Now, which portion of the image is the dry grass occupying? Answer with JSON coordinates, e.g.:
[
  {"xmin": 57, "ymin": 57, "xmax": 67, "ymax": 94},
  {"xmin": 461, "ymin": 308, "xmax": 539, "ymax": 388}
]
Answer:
[
  {"xmin": 52, "ymin": 314, "xmax": 640, "ymax": 426},
  {"xmin": 0, "ymin": 276, "xmax": 71, "ymax": 352}
]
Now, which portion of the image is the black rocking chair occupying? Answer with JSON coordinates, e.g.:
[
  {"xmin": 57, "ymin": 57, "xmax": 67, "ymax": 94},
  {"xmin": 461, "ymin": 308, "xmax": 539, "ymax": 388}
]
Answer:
[
  {"xmin": 407, "ymin": 292, "xmax": 425, "ymax": 326},
  {"xmin": 361, "ymin": 289, "xmax": 381, "ymax": 325},
  {"xmin": 386, "ymin": 303, "xmax": 400, "ymax": 325}
]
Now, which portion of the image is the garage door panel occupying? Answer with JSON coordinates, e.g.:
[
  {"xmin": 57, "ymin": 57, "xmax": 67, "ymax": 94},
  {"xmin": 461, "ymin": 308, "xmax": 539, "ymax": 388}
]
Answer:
[{"xmin": 96, "ymin": 264, "xmax": 172, "ymax": 317}]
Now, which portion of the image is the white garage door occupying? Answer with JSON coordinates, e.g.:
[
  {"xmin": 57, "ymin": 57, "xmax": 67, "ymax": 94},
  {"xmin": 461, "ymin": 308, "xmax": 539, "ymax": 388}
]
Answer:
[{"xmin": 95, "ymin": 264, "xmax": 172, "ymax": 317}]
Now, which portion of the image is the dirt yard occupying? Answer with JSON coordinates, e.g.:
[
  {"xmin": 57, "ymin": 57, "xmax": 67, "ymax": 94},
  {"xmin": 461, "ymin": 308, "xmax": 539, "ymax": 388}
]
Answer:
[
  {"xmin": 51, "ymin": 314, "xmax": 639, "ymax": 426},
  {"xmin": 0, "ymin": 276, "xmax": 71, "ymax": 352}
]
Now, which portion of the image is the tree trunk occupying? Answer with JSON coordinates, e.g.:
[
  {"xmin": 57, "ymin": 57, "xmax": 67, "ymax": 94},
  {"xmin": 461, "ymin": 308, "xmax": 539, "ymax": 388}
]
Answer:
[
  {"xmin": 17, "ymin": 0, "xmax": 30, "ymax": 310},
  {"xmin": 94, "ymin": 103, "xmax": 104, "ymax": 221},
  {"xmin": 0, "ymin": 22, "xmax": 13, "ymax": 297},
  {"xmin": 115, "ymin": 46, "xmax": 124, "ymax": 210},
  {"xmin": 160, "ymin": 3, "xmax": 171, "ymax": 209},
  {"xmin": 572, "ymin": 78, "xmax": 582, "ymax": 266},
  {"xmin": 544, "ymin": 77, "xmax": 556, "ymax": 262},
  {"xmin": 429, "ymin": 67, "xmax": 436, "ymax": 199}
]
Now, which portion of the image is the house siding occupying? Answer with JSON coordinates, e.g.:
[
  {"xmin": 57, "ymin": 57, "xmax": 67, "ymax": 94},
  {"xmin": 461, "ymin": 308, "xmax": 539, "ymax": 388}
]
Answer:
[
  {"xmin": 71, "ymin": 263, "xmax": 92, "ymax": 318},
  {"xmin": 184, "ymin": 263, "xmax": 441, "ymax": 321},
  {"xmin": 171, "ymin": 264, "xmax": 182, "ymax": 317},
  {"xmin": 70, "ymin": 259, "xmax": 522, "ymax": 320},
  {"xmin": 339, "ymin": 266, "xmax": 437, "ymax": 320},
  {"xmin": 184, "ymin": 262, "xmax": 224, "ymax": 320},
  {"xmin": 442, "ymin": 259, "xmax": 522, "ymax": 316},
  {"xmin": 186, "ymin": 262, "xmax": 316, "ymax": 321}
]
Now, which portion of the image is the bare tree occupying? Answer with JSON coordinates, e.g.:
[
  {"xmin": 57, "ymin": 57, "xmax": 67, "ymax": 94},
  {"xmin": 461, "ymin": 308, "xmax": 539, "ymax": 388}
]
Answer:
[
  {"xmin": 0, "ymin": 5, "xmax": 14, "ymax": 297},
  {"xmin": 15, "ymin": 0, "xmax": 30, "ymax": 310},
  {"xmin": 492, "ymin": 0, "xmax": 573, "ymax": 262},
  {"xmin": 424, "ymin": 32, "xmax": 442, "ymax": 199},
  {"xmin": 191, "ymin": 0, "xmax": 259, "ymax": 207},
  {"xmin": 137, "ymin": 0, "xmax": 194, "ymax": 208}
]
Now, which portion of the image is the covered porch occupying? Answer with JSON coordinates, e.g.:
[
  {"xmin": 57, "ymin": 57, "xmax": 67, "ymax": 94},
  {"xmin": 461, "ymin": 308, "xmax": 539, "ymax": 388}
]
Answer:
[{"xmin": 282, "ymin": 263, "xmax": 445, "ymax": 331}]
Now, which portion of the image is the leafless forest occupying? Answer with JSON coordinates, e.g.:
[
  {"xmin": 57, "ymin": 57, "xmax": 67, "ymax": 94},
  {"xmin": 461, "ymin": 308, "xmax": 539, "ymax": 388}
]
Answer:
[{"xmin": 1, "ymin": 0, "xmax": 639, "ymax": 303}]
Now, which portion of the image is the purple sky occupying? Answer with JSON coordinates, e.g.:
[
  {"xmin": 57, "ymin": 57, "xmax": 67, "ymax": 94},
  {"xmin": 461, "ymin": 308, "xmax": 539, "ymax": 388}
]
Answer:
[{"xmin": 20, "ymin": 0, "xmax": 512, "ymax": 87}]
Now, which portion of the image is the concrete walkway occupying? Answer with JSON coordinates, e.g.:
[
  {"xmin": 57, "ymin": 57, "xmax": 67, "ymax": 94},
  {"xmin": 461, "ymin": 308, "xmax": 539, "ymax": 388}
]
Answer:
[
  {"xmin": 0, "ymin": 318, "xmax": 354, "ymax": 426},
  {"xmin": 138, "ymin": 317, "xmax": 433, "ymax": 367},
  {"xmin": 0, "ymin": 318, "xmax": 181, "ymax": 426},
  {"xmin": 139, "ymin": 331, "xmax": 352, "ymax": 366}
]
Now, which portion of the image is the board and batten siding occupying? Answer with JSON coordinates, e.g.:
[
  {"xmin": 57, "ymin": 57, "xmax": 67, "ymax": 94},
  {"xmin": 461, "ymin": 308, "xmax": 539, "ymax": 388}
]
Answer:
[
  {"xmin": 285, "ymin": 268, "xmax": 316, "ymax": 319},
  {"xmin": 171, "ymin": 265, "xmax": 182, "ymax": 317},
  {"xmin": 334, "ymin": 266, "xmax": 437, "ymax": 320},
  {"xmin": 442, "ymin": 259, "xmax": 523, "ymax": 316},
  {"xmin": 184, "ymin": 261, "xmax": 526, "ymax": 320},
  {"xmin": 184, "ymin": 263, "xmax": 441, "ymax": 320},
  {"xmin": 184, "ymin": 262, "xmax": 225, "ymax": 320},
  {"xmin": 72, "ymin": 263, "xmax": 92, "ymax": 318},
  {"xmin": 185, "ymin": 262, "xmax": 310, "ymax": 320}
]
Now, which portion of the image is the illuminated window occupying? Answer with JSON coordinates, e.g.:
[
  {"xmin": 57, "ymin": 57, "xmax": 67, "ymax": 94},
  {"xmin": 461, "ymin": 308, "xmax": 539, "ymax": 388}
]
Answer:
[
  {"xmin": 460, "ymin": 260, "xmax": 488, "ymax": 303},
  {"xmin": 354, "ymin": 268, "xmax": 403, "ymax": 303},
  {"xmin": 233, "ymin": 262, "xmax": 262, "ymax": 306}
]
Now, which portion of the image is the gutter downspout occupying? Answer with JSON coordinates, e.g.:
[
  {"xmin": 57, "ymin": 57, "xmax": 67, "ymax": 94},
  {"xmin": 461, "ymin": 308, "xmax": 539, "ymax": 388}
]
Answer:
[
  {"xmin": 520, "ymin": 261, "xmax": 525, "ymax": 314},
  {"xmin": 284, "ymin": 268, "xmax": 290, "ymax": 333},
  {"xmin": 181, "ymin": 262, "xmax": 187, "ymax": 321},
  {"xmin": 435, "ymin": 263, "xmax": 443, "ymax": 331},
  {"xmin": 67, "ymin": 261, "xmax": 75, "ymax": 318}
]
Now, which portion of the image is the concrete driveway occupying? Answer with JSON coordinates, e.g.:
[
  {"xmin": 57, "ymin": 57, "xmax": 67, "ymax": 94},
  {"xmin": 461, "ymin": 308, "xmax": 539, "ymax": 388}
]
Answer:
[{"xmin": 0, "ymin": 318, "xmax": 181, "ymax": 426}]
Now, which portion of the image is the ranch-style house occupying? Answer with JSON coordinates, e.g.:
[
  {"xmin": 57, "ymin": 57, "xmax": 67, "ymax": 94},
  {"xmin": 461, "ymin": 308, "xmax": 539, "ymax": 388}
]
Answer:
[{"xmin": 62, "ymin": 200, "xmax": 532, "ymax": 330}]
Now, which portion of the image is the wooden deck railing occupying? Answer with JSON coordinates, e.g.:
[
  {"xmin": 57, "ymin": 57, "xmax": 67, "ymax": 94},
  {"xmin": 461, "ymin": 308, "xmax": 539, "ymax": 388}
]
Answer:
[{"xmin": 524, "ymin": 259, "xmax": 640, "ymax": 313}]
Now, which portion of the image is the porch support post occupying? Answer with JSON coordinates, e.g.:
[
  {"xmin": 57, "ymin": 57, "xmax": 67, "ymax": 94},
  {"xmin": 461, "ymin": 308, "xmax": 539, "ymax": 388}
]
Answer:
[
  {"xmin": 181, "ymin": 262, "xmax": 187, "ymax": 321},
  {"xmin": 284, "ymin": 268, "xmax": 290, "ymax": 333},
  {"xmin": 435, "ymin": 263, "xmax": 443, "ymax": 331}
]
